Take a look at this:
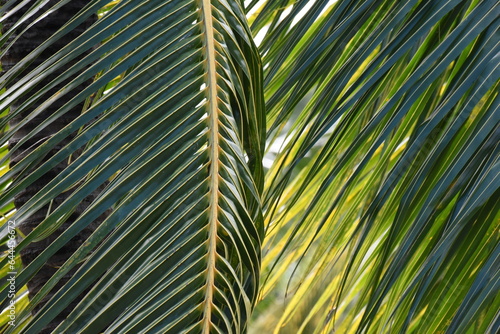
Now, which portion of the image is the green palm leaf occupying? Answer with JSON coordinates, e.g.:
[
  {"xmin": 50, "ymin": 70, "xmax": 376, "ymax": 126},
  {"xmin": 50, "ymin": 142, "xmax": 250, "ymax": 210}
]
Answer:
[
  {"xmin": 0, "ymin": 0, "xmax": 498, "ymax": 333},
  {"xmin": 0, "ymin": 0, "xmax": 264, "ymax": 332},
  {"xmin": 250, "ymin": 0, "xmax": 499, "ymax": 333}
]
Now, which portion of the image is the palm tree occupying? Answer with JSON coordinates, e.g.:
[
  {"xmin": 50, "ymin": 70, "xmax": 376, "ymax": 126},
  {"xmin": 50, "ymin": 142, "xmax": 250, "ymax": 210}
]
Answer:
[{"xmin": 0, "ymin": 0, "xmax": 498, "ymax": 333}]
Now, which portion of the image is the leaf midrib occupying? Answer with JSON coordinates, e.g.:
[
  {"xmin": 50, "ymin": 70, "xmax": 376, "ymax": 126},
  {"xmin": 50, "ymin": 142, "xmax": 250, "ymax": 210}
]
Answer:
[{"xmin": 200, "ymin": 0, "xmax": 220, "ymax": 332}]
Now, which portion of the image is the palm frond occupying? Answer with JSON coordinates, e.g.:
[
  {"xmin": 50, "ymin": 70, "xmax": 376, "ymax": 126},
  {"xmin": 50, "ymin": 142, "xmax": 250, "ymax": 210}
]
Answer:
[
  {"xmin": 0, "ymin": 0, "xmax": 498, "ymax": 333},
  {"xmin": 0, "ymin": 0, "xmax": 265, "ymax": 332},
  {"xmin": 252, "ymin": 0, "xmax": 499, "ymax": 332}
]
